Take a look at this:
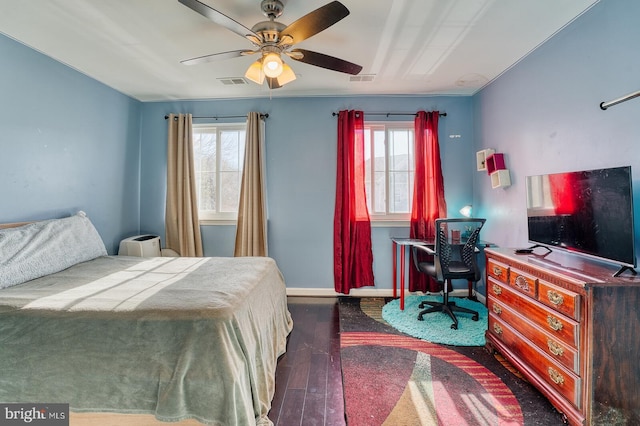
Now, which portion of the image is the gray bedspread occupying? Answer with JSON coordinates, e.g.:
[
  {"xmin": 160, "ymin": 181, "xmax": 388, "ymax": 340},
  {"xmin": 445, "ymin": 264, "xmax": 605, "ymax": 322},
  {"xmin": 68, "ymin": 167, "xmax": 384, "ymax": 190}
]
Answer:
[{"xmin": 0, "ymin": 255, "xmax": 293, "ymax": 425}]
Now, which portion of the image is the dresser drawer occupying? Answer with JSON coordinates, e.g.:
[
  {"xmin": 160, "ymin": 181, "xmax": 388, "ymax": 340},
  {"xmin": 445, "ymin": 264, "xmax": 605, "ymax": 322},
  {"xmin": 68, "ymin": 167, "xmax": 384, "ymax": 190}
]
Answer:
[
  {"xmin": 508, "ymin": 267, "xmax": 537, "ymax": 298},
  {"xmin": 538, "ymin": 279, "xmax": 580, "ymax": 321},
  {"xmin": 489, "ymin": 315, "xmax": 581, "ymax": 409},
  {"xmin": 487, "ymin": 258, "xmax": 509, "ymax": 283},
  {"xmin": 488, "ymin": 278, "xmax": 579, "ymax": 349},
  {"xmin": 488, "ymin": 298, "xmax": 579, "ymax": 374}
]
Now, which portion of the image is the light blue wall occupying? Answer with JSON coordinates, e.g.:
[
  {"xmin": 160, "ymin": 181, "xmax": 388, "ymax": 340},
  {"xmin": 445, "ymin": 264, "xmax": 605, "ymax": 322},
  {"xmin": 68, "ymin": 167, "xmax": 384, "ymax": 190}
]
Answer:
[
  {"xmin": 0, "ymin": 34, "xmax": 142, "ymax": 253},
  {"xmin": 7, "ymin": 0, "xmax": 634, "ymax": 292},
  {"xmin": 473, "ymin": 0, "xmax": 640, "ymax": 270},
  {"xmin": 139, "ymin": 96, "xmax": 475, "ymax": 289}
]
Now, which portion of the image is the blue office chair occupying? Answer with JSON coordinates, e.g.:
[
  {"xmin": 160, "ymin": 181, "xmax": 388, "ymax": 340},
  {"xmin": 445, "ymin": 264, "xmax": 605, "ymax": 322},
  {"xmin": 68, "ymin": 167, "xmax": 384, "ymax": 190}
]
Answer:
[{"xmin": 411, "ymin": 218, "xmax": 486, "ymax": 329}]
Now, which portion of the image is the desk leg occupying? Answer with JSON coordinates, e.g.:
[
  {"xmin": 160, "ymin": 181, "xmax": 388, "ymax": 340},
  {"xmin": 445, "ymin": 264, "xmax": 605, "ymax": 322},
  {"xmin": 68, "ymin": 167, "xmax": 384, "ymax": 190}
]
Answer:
[
  {"xmin": 392, "ymin": 242, "xmax": 397, "ymax": 299},
  {"xmin": 399, "ymin": 246, "xmax": 405, "ymax": 310}
]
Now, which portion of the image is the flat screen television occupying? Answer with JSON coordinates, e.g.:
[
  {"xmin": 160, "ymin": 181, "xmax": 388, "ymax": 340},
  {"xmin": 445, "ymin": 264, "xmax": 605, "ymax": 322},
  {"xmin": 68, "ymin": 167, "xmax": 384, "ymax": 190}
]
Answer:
[{"xmin": 525, "ymin": 165, "xmax": 637, "ymax": 276}]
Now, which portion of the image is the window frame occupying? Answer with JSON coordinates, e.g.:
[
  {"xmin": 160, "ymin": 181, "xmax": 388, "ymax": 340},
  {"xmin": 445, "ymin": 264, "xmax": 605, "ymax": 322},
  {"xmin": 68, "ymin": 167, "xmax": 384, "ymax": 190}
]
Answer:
[
  {"xmin": 192, "ymin": 122, "xmax": 246, "ymax": 224},
  {"xmin": 364, "ymin": 121, "xmax": 415, "ymax": 224}
]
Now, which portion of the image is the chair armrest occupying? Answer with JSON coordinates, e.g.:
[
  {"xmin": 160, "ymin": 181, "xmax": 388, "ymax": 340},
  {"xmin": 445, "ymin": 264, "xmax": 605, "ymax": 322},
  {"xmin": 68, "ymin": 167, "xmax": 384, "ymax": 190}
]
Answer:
[{"xmin": 412, "ymin": 244, "xmax": 435, "ymax": 255}]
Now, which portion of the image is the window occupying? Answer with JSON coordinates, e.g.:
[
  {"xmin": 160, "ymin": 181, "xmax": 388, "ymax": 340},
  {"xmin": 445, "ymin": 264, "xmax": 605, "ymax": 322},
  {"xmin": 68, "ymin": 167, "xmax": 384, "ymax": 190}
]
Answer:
[
  {"xmin": 192, "ymin": 123, "xmax": 246, "ymax": 222},
  {"xmin": 363, "ymin": 122, "xmax": 415, "ymax": 221}
]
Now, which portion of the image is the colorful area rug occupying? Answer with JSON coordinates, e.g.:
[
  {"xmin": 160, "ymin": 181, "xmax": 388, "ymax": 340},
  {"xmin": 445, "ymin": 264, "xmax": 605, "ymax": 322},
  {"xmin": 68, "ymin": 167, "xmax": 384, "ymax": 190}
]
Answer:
[{"xmin": 339, "ymin": 297, "xmax": 564, "ymax": 426}]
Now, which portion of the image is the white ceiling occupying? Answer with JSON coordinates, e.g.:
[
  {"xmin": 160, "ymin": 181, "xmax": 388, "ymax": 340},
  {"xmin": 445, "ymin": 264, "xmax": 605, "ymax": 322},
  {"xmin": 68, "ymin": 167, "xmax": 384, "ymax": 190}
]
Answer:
[{"xmin": 0, "ymin": 0, "xmax": 599, "ymax": 102}]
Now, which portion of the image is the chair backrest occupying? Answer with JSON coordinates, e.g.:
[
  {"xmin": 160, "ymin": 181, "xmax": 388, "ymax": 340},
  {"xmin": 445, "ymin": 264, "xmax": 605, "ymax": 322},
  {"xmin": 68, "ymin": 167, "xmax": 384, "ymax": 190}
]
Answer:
[{"xmin": 433, "ymin": 218, "xmax": 486, "ymax": 282}]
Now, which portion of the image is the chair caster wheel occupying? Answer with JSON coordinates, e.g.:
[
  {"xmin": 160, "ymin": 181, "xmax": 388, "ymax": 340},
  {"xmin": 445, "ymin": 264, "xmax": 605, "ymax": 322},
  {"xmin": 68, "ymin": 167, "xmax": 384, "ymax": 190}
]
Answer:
[
  {"xmin": 417, "ymin": 315, "xmax": 424, "ymax": 321},
  {"xmin": 419, "ymin": 302, "xmax": 426, "ymax": 308},
  {"xmin": 451, "ymin": 323, "xmax": 458, "ymax": 330},
  {"xmin": 472, "ymin": 314, "xmax": 479, "ymax": 321}
]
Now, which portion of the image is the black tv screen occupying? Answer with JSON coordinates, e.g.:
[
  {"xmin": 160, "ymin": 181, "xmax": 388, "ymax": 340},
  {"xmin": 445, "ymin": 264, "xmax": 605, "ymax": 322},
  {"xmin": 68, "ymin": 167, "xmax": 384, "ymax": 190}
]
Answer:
[{"xmin": 525, "ymin": 166, "xmax": 636, "ymax": 269}]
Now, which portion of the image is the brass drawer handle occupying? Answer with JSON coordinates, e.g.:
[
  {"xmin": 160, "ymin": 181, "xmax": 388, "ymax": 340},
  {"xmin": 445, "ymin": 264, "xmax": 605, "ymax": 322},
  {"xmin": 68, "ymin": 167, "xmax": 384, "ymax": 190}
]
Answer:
[
  {"xmin": 493, "ymin": 323, "xmax": 503, "ymax": 335},
  {"xmin": 493, "ymin": 266, "xmax": 503, "ymax": 277},
  {"xmin": 547, "ymin": 339, "xmax": 564, "ymax": 356},
  {"xmin": 547, "ymin": 315, "xmax": 563, "ymax": 331},
  {"xmin": 492, "ymin": 304, "xmax": 502, "ymax": 315},
  {"xmin": 548, "ymin": 367, "xmax": 565, "ymax": 385},
  {"xmin": 515, "ymin": 275, "xmax": 531, "ymax": 292},
  {"xmin": 547, "ymin": 290, "xmax": 565, "ymax": 306},
  {"xmin": 492, "ymin": 284, "xmax": 502, "ymax": 296}
]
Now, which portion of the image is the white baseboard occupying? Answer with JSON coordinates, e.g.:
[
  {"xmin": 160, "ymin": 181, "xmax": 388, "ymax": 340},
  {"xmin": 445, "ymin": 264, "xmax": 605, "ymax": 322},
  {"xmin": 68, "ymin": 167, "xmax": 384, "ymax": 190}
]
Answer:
[
  {"xmin": 286, "ymin": 288, "xmax": 344, "ymax": 297},
  {"xmin": 285, "ymin": 287, "xmax": 486, "ymax": 304}
]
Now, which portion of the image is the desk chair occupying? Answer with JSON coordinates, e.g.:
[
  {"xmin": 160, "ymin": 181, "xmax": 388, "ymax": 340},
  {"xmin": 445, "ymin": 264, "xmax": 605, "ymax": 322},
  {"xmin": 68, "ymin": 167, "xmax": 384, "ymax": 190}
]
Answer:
[{"xmin": 411, "ymin": 218, "xmax": 486, "ymax": 329}]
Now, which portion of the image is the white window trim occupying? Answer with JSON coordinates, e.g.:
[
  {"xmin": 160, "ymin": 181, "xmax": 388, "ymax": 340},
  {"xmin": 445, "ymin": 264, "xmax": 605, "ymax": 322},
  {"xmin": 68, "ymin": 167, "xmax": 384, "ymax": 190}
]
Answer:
[
  {"xmin": 199, "ymin": 219, "xmax": 238, "ymax": 226},
  {"xmin": 370, "ymin": 219, "xmax": 411, "ymax": 227}
]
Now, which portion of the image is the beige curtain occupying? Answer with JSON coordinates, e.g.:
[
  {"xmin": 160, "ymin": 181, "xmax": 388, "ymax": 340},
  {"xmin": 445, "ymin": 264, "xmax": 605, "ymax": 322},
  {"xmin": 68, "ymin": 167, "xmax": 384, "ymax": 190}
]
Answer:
[
  {"xmin": 234, "ymin": 112, "xmax": 268, "ymax": 256},
  {"xmin": 165, "ymin": 113, "xmax": 203, "ymax": 257}
]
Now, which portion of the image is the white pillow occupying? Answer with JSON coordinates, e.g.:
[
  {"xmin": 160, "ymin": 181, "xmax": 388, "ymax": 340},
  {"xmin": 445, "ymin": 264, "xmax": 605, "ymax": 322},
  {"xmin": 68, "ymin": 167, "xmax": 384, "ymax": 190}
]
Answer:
[{"xmin": 0, "ymin": 211, "xmax": 107, "ymax": 289}]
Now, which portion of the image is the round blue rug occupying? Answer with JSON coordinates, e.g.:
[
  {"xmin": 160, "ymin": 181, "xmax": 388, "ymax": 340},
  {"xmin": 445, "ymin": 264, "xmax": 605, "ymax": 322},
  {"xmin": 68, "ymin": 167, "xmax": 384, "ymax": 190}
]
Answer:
[{"xmin": 381, "ymin": 295, "xmax": 488, "ymax": 346}]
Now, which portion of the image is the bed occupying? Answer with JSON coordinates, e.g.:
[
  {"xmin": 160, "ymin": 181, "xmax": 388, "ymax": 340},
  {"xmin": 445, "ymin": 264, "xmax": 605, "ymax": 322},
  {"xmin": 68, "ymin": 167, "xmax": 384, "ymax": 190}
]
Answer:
[{"xmin": 0, "ymin": 212, "xmax": 293, "ymax": 425}]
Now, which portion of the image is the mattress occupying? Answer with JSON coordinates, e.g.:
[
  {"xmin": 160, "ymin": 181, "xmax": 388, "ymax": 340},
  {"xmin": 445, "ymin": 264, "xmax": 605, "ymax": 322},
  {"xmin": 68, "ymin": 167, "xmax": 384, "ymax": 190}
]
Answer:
[{"xmin": 0, "ymin": 255, "xmax": 293, "ymax": 425}]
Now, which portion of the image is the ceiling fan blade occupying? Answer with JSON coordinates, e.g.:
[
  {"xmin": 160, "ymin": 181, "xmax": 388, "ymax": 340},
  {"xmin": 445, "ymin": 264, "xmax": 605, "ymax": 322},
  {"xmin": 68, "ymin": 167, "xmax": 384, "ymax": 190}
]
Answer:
[
  {"xmin": 181, "ymin": 50, "xmax": 253, "ymax": 66},
  {"xmin": 289, "ymin": 49, "xmax": 362, "ymax": 75},
  {"xmin": 178, "ymin": 0, "xmax": 260, "ymax": 41},
  {"xmin": 279, "ymin": 1, "xmax": 349, "ymax": 45}
]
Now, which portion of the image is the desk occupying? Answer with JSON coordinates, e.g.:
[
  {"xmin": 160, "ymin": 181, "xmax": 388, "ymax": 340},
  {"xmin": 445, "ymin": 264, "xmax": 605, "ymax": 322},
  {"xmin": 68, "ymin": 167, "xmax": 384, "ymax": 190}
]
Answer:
[
  {"xmin": 391, "ymin": 238, "xmax": 427, "ymax": 310},
  {"xmin": 391, "ymin": 237, "xmax": 492, "ymax": 310}
]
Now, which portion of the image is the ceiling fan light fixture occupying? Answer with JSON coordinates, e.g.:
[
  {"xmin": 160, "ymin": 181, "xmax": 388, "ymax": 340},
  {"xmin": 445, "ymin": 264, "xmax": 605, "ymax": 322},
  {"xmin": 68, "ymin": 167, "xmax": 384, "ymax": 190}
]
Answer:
[
  {"xmin": 262, "ymin": 53, "xmax": 283, "ymax": 78},
  {"xmin": 245, "ymin": 59, "xmax": 265, "ymax": 84},
  {"xmin": 276, "ymin": 63, "xmax": 296, "ymax": 86}
]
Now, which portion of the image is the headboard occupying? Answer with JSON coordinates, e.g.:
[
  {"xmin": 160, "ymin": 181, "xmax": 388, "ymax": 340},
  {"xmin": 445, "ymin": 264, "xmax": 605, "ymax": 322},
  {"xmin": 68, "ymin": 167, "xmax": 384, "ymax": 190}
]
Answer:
[{"xmin": 0, "ymin": 222, "xmax": 31, "ymax": 230}]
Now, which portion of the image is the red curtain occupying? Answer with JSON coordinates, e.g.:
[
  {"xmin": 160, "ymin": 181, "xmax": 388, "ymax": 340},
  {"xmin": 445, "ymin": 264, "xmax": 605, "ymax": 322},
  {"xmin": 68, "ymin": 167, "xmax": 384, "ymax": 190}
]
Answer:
[
  {"xmin": 334, "ymin": 110, "xmax": 375, "ymax": 294},
  {"xmin": 409, "ymin": 111, "xmax": 447, "ymax": 292}
]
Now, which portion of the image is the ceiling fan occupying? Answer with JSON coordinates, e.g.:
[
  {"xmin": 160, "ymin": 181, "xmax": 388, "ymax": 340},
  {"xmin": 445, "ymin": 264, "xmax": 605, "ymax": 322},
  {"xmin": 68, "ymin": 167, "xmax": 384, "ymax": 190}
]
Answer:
[{"xmin": 178, "ymin": 0, "xmax": 363, "ymax": 89}]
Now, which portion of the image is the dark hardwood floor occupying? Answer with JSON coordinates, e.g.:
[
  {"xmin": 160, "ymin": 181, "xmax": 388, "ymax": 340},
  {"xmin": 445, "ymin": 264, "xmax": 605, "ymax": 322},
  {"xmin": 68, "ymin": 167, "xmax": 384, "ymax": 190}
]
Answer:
[{"xmin": 268, "ymin": 297, "xmax": 345, "ymax": 426}]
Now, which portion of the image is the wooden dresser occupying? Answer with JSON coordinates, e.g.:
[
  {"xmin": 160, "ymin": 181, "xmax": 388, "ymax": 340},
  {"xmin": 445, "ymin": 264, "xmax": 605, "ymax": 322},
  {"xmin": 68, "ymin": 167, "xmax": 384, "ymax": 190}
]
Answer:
[{"xmin": 484, "ymin": 247, "xmax": 640, "ymax": 425}]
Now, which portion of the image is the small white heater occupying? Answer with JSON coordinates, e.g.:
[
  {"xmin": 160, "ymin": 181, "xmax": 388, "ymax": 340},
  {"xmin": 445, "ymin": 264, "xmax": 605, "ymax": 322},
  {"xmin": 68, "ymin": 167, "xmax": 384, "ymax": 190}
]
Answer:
[{"xmin": 118, "ymin": 235, "xmax": 161, "ymax": 257}]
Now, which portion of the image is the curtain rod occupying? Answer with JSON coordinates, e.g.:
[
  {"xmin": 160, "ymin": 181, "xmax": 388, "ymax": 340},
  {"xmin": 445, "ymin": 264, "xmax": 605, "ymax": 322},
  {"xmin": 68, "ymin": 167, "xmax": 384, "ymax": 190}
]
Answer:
[
  {"xmin": 164, "ymin": 113, "xmax": 269, "ymax": 120},
  {"xmin": 331, "ymin": 111, "xmax": 446, "ymax": 117},
  {"xmin": 600, "ymin": 90, "xmax": 640, "ymax": 110}
]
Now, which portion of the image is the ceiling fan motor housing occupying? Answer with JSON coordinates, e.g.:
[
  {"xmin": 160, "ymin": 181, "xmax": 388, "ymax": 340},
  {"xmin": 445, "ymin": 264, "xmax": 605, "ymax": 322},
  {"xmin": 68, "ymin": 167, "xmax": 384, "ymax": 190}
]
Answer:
[
  {"xmin": 261, "ymin": 0, "xmax": 284, "ymax": 19},
  {"xmin": 251, "ymin": 20, "xmax": 286, "ymax": 44}
]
